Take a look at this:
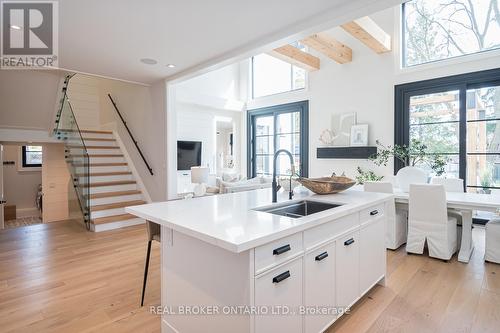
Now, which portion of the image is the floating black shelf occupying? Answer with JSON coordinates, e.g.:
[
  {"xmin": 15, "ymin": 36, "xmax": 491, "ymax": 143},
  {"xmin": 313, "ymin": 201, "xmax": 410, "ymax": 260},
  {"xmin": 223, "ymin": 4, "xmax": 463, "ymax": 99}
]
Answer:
[{"xmin": 317, "ymin": 146, "xmax": 377, "ymax": 159}]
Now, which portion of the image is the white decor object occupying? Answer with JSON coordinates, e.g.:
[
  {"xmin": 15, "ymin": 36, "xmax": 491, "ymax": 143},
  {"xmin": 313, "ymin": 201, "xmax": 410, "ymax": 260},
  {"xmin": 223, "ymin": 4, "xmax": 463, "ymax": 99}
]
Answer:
[
  {"xmin": 191, "ymin": 166, "xmax": 209, "ymax": 196},
  {"xmin": 406, "ymin": 184, "xmax": 458, "ymax": 260},
  {"xmin": 396, "ymin": 166, "xmax": 427, "ymax": 192},
  {"xmin": 364, "ymin": 181, "xmax": 407, "ymax": 250},
  {"xmin": 485, "ymin": 218, "xmax": 500, "ymax": 264},
  {"xmin": 350, "ymin": 124, "xmax": 368, "ymax": 146},
  {"xmin": 318, "ymin": 129, "xmax": 334, "ymax": 146},
  {"xmin": 331, "ymin": 112, "xmax": 356, "ymax": 146}
]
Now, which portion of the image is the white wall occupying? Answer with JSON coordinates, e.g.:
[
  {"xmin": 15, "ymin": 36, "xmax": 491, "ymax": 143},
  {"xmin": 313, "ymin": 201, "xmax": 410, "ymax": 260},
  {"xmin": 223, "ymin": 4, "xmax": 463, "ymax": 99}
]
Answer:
[
  {"xmin": 2, "ymin": 145, "xmax": 42, "ymax": 217},
  {"xmin": 245, "ymin": 6, "xmax": 500, "ymax": 181}
]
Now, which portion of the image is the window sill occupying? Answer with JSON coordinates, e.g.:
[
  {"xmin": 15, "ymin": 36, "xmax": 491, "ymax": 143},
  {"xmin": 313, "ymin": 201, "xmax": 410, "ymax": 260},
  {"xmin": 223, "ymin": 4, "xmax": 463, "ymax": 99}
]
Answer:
[{"xmin": 17, "ymin": 166, "xmax": 42, "ymax": 172}]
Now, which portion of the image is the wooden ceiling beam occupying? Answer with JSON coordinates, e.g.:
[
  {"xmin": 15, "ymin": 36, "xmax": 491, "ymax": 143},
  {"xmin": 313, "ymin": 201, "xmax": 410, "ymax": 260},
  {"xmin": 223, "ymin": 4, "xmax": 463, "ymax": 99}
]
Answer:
[
  {"xmin": 301, "ymin": 33, "xmax": 352, "ymax": 64},
  {"xmin": 267, "ymin": 45, "xmax": 320, "ymax": 71},
  {"xmin": 341, "ymin": 16, "xmax": 391, "ymax": 54}
]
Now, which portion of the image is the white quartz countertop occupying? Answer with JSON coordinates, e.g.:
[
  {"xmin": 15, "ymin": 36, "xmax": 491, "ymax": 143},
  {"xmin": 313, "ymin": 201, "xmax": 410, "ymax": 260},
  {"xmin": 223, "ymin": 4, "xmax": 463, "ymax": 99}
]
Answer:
[{"xmin": 126, "ymin": 188, "xmax": 393, "ymax": 253}]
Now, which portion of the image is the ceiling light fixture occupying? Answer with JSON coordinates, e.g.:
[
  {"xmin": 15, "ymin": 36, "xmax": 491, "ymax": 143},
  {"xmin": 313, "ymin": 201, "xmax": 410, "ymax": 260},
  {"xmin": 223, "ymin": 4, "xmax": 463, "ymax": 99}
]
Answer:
[
  {"xmin": 140, "ymin": 58, "xmax": 158, "ymax": 65},
  {"xmin": 11, "ymin": 25, "xmax": 22, "ymax": 30},
  {"xmin": 166, "ymin": 64, "xmax": 176, "ymax": 68}
]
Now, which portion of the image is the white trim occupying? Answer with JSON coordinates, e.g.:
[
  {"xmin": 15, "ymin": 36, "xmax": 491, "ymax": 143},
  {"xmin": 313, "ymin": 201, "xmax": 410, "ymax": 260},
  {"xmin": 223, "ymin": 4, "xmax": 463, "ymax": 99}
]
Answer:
[
  {"xmin": 111, "ymin": 129, "xmax": 153, "ymax": 203},
  {"xmin": 0, "ymin": 128, "xmax": 58, "ymax": 143},
  {"xmin": 44, "ymin": 67, "xmax": 152, "ymax": 87},
  {"xmin": 91, "ymin": 217, "xmax": 144, "ymax": 232}
]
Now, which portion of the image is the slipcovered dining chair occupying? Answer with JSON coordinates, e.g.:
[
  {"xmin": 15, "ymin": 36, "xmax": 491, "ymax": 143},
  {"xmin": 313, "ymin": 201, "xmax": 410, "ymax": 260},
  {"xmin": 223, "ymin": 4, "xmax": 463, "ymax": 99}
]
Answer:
[
  {"xmin": 486, "ymin": 218, "xmax": 500, "ymax": 264},
  {"xmin": 141, "ymin": 220, "xmax": 160, "ymax": 306},
  {"xmin": 364, "ymin": 181, "xmax": 408, "ymax": 249},
  {"xmin": 406, "ymin": 184, "xmax": 458, "ymax": 261}
]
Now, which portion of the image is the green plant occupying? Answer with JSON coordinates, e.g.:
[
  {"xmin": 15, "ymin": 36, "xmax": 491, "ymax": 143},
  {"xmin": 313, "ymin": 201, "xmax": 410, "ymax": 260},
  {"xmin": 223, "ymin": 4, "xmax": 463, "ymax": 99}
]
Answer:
[
  {"xmin": 480, "ymin": 169, "xmax": 492, "ymax": 188},
  {"xmin": 370, "ymin": 139, "xmax": 449, "ymax": 176},
  {"xmin": 355, "ymin": 167, "xmax": 384, "ymax": 184}
]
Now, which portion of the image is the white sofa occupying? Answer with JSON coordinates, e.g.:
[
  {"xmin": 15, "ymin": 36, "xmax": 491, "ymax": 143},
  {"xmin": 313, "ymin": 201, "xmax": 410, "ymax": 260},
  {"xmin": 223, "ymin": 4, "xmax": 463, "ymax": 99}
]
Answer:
[{"xmin": 217, "ymin": 175, "xmax": 272, "ymax": 194}]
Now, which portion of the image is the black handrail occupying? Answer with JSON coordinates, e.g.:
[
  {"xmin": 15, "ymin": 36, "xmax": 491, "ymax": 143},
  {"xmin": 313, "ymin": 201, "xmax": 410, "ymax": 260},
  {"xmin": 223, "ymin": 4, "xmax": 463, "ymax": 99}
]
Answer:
[{"xmin": 107, "ymin": 93, "xmax": 154, "ymax": 175}]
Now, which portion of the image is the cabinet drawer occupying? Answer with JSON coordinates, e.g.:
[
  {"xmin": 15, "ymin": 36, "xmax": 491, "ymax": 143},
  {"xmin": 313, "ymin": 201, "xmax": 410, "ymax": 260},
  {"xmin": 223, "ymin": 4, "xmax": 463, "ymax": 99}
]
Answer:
[
  {"xmin": 255, "ymin": 233, "xmax": 303, "ymax": 274},
  {"xmin": 336, "ymin": 230, "xmax": 360, "ymax": 309},
  {"xmin": 255, "ymin": 257, "xmax": 303, "ymax": 333},
  {"xmin": 305, "ymin": 242, "xmax": 336, "ymax": 333},
  {"xmin": 360, "ymin": 203, "xmax": 385, "ymax": 225},
  {"xmin": 304, "ymin": 213, "xmax": 358, "ymax": 250}
]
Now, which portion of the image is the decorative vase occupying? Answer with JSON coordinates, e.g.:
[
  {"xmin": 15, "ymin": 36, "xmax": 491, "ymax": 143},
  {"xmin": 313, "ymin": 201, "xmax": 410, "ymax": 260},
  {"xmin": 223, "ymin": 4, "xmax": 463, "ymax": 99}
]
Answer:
[{"xmin": 396, "ymin": 166, "xmax": 428, "ymax": 192}]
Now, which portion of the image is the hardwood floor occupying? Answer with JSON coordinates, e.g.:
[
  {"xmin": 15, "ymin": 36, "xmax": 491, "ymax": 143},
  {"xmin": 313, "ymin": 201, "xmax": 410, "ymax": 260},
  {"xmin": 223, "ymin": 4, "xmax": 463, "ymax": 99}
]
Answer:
[
  {"xmin": 1, "ymin": 221, "xmax": 499, "ymax": 332},
  {"xmin": 0, "ymin": 221, "xmax": 160, "ymax": 333}
]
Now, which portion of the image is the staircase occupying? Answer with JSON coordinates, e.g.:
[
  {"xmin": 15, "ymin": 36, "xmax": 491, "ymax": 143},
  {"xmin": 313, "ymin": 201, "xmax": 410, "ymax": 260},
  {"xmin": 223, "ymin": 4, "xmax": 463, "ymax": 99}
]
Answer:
[
  {"xmin": 54, "ymin": 75, "xmax": 148, "ymax": 232},
  {"xmin": 70, "ymin": 129, "xmax": 146, "ymax": 231}
]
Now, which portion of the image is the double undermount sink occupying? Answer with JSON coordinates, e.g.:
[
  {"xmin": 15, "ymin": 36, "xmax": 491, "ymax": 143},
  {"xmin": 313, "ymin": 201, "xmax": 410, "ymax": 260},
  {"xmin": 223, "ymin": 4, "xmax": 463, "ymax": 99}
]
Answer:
[{"xmin": 254, "ymin": 200, "xmax": 343, "ymax": 219}]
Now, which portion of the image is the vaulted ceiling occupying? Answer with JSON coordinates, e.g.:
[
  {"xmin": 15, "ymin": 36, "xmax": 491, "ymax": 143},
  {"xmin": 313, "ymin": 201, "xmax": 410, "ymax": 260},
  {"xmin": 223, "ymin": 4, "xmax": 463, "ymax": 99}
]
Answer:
[{"xmin": 57, "ymin": 0, "xmax": 402, "ymax": 84}]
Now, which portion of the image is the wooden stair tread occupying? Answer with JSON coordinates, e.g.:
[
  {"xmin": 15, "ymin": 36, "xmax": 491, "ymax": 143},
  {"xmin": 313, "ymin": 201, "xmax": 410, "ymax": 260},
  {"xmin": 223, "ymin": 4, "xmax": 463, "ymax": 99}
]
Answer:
[
  {"xmin": 68, "ymin": 146, "xmax": 120, "ymax": 149},
  {"xmin": 91, "ymin": 200, "xmax": 146, "ymax": 212},
  {"xmin": 92, "ymin": 213, "xmax": 138, "ymax": 225},
  {"xmin": 76, "ymin": 171, "xmax": 132, "ymax": 177},
  {"xmin": 83, "ymin": 138, "xmax": 116, "ymax": 142},
  {"xmin": 80, "ymin": 129, "xmax": 113, "ymax": 134},
  {"xmin": 73, "ymin": 162, "xmax": 128, "ymax": 167},
  {"xmin": 70, "ymin": 154, "xmax": 124, "ymax": 157},
  {"xmin": 88, "ymin": 190, "xmax": 142, "ymax": 199},
  {"xmin": 81, "ymin": 180, "xmax": 136, "ymax": 188}
]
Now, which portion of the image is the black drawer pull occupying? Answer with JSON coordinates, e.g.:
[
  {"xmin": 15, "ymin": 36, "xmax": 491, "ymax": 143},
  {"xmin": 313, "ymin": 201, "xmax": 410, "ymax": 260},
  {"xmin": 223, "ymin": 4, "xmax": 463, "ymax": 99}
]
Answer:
[
  {"xmin": 370, "ymin": 210, "xmax": 379, "ymax": 216},
  {"xmin": 315, "ymin": 251, "xmax": 329, "ymax": 261},
  {"xmin": 344, "ymin": 238, "xmax": 355, "ymax": 246},
  {"xmin": 272, "ymin": 270, "xmax": 290, "ymax": 283},
  {"xmin": 273, "ymin": 244, "xmax": 291, "ymax": 256}
]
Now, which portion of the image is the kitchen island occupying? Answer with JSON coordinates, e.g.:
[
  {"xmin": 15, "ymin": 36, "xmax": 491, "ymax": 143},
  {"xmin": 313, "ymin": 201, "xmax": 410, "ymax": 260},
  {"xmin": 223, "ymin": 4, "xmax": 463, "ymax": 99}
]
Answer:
[{"xmin": 127, "ymin": 188, "xmax": 393, "ymax": 333}]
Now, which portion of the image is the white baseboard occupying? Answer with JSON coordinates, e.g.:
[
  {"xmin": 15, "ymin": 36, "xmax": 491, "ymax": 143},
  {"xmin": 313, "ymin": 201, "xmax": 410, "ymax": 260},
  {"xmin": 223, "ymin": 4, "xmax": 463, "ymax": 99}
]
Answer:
[{"xmin": 91, "ymin": 217, "xmax": 144, "ymax": 232}]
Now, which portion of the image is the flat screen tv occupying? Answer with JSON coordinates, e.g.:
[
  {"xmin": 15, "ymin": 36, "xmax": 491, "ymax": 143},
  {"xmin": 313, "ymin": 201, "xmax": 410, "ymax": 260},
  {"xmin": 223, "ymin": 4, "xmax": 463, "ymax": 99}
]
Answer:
[{"xmin": 177, "ymin": 141, "xmax": 202, "ymax": 171}]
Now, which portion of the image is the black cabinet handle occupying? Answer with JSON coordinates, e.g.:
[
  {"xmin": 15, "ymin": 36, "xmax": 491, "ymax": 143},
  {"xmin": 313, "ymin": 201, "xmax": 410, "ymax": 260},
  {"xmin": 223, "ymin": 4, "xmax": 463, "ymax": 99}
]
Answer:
[
  {"xmin": 272, "ymin": 270, "xmax": 290, "ymax": 283},
  {"xmin": 370, "ymin": 210, "xmax": 379, "ymax": 216},
  {"xmin": 273, "ymin": 244, "xmax": 291, "ymax": 256},
  {"xmin": 315, "ymin": 251, "xmax": 329, "ymax": 261},
  {"xmin": 344, "ymin": 238, "xmax": 355, "ymax": 246}
]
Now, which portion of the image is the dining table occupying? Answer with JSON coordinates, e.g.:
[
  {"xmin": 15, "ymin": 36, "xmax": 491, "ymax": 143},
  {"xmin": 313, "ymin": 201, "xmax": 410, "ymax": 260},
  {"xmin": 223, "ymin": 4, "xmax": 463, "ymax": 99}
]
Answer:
[{"xmin": 352, "ymin": 185, "xmax": 500, "ymax": 263}]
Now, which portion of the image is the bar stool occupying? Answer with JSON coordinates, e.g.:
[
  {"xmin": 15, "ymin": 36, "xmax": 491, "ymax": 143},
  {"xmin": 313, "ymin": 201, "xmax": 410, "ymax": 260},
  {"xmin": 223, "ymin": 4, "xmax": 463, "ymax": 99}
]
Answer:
[{"xmin": 141, "ymin": 220, "xmax": 160, "ymax": 306}]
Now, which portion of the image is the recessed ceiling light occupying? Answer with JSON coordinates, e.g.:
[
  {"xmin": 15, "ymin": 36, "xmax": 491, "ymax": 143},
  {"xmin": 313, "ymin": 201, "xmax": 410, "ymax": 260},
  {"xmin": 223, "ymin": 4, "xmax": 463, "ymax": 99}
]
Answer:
[
  {"xmin": 11, "ymin": 25, "xmax": 22, "ymax": 30},
  {"xmin": 166, "ymin": 64, "xmax": 176, "ymax": 68},
  {"xmin": 140, "ymin": 58, "xmax": 157, "ymax": 65}
]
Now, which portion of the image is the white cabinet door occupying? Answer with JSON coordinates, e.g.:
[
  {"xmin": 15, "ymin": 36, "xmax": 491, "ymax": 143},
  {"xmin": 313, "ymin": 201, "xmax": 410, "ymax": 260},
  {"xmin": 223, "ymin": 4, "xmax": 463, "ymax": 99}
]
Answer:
[
  {"xmin": 255, "ymin": 257, "xmax": 303, "ymax": 333},
  {"xmin": 304, "ymin": 242, "xmax": 336, "ymax": 333},
  {"xmin": 359, "ymin": 216, "xmax": 386, "ymax": 294},
  {"xmin": 336, "ymin": 230, "xmax": 360, "ymax": 310}
]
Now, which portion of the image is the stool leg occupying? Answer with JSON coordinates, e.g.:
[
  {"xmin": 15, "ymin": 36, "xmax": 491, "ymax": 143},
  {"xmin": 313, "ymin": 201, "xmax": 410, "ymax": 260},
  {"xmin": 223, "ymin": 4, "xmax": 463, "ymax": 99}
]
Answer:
[{"xmin": 141, "ymin": 240, "xmax": 152, "ymax": 307}]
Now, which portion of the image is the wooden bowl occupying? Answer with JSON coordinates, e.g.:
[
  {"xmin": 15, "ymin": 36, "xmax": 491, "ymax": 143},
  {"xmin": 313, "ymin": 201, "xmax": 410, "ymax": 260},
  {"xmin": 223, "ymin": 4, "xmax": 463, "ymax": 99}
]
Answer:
[{"xmin": 297, "ymin": 176, "xmax": 356, "ymax": 195}]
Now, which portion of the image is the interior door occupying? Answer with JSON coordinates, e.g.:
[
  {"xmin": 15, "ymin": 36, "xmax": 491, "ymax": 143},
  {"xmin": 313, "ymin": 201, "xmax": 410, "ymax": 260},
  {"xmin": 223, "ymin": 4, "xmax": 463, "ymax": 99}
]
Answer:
[{"xmin": 0, "ymin": 144, "xmax": 4, "ymax": 229}]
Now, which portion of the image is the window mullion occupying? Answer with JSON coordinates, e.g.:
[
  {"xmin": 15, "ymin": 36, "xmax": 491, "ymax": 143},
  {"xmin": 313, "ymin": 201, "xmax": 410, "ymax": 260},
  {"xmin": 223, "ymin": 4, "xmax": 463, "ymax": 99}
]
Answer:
[{"xmin": 459, "ymin": 84, "xmax": 467, "ymax": 189}]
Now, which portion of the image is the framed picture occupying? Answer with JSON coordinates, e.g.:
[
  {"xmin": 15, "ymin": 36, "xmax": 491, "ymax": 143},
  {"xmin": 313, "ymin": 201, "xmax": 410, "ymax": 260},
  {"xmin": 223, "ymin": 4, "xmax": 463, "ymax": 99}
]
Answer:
[
  {"xmin": 331, "ymin": 112, "xmax": 356, "ymax": 146},
  {"xmin": 350, "ymin": 124, "xmax": 368, "ymax": 146}
]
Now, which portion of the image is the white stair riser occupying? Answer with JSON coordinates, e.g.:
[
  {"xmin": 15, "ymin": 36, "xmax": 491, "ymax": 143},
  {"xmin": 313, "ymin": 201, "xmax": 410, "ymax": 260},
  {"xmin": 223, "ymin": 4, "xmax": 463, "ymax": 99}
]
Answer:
[
  {"xmin": 81, "ymin": 132, "xmax": 114, "ymax": 139},
  {"xmin": 82, "ymin": 140, "xmax": 117, "ymax": 147},
  {"xmin": 81, "ymin": 174, "xmax": 133, "ymax": 183},
  {"xmin": 86, "ymin": 148, "xmax": 122, "ymax": 155},
  {"xmin": 92, "ymin": 218, "xmax": 144, "ymax": 232},
  {"xmin": 81, "ymin": 165, "xmax": 129, "ymax": 173},
  {"xmin": 68, "ymin": 156, "xmax": 125, "ymax": 164},
  {"xmin": 90, "ymin": 193, "xmax": 143, "ymax": 206},
  {"xmin": 89, "ymin": 183, "xmax": 137, "ymax": 194},
  {"xmin": 91, "ymin": 207, "xmax": 129, "ymax": 219}
]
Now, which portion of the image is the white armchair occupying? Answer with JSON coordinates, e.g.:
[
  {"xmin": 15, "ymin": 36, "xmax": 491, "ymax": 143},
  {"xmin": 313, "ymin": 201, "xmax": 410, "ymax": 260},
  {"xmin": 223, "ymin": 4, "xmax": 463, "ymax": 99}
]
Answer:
[
  {"xmin": 406, "ymin": 184, "xmax": 458, "ymax": 261},
  {"xmin": 364, "ymin": 181, "xmax": 408, "ymax": 250}
]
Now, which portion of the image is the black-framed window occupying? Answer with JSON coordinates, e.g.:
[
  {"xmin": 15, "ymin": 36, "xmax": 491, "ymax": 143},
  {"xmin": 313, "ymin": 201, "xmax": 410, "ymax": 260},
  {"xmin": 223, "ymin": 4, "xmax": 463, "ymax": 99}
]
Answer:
[
  {"xmin": 22, "ymin": 145, "xmax": 42, "ymax": 168},
  {"xmin": 402, "ymin": 0, "xmax": 500, "ymax": 68},
  {"xmin": 247, "ymin": 101, "xmax": 309, "ymax": 178},
  {"xmin": 395, "ymin": 67, "xmax": 500, "ymax": 194}
]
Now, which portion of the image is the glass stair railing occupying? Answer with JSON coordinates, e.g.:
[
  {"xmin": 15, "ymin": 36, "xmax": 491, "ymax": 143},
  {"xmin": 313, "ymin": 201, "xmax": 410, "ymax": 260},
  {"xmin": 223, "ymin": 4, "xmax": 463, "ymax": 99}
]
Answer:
[{"xmin": 54, "ymin": 76, "xmax": 91, "ymax": 230}]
